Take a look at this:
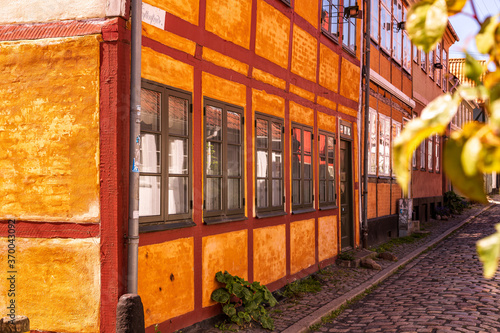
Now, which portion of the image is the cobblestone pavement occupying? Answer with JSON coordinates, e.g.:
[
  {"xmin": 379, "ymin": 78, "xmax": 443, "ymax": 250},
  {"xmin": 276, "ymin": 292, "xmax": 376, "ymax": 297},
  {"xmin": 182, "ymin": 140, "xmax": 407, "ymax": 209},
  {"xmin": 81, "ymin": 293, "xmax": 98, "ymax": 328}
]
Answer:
[
  {"xmin": 189, "ymin": 200, "xmax": 493, "ymax": 333},
  {"xmin": 317, "ymin": 202, "xmax": 500, "ymax": 333}
]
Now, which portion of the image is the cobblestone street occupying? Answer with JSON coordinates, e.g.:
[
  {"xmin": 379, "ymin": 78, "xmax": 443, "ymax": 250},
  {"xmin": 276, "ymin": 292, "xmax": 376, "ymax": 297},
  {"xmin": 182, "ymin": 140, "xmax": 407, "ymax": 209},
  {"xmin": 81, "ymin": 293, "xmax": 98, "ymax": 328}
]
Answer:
[{"xmin": 317, "ymin": 203, "xmax": 500, "ymax": 333}]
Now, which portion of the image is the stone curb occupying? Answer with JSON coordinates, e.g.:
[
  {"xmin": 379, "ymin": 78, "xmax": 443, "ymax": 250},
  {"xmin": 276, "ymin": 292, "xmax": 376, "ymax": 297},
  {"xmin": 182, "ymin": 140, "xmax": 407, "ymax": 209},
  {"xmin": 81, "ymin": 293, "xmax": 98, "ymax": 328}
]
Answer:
[{"xmin": 282, "ymin": 203, "xmax": 494, "ymax": 333}]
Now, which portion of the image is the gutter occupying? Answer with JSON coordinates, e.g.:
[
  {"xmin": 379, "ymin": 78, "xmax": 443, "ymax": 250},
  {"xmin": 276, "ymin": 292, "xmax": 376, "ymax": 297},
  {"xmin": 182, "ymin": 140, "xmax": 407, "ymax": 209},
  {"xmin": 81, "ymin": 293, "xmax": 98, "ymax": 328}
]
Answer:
[{"xmin": 128, "ymin": 0, "xmax": 142, "ymax": 294}]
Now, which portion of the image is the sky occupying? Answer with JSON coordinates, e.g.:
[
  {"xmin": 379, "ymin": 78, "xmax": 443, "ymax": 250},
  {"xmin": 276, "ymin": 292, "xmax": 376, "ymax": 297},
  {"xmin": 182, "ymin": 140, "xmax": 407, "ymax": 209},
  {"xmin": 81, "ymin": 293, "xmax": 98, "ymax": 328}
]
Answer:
[{"xmin": 448, "ymin": 0, "xmax": 500, "ymax": 60}]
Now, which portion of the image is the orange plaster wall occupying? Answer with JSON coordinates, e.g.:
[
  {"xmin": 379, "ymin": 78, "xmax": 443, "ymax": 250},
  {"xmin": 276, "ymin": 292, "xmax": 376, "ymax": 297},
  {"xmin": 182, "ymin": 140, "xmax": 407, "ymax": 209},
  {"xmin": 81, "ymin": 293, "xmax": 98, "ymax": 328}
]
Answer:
[
  {"xmin": 202, "ymin": 230, "xmax": 248, "ymax": 307},
  {"xmin": 317, "ymin": 112, "xmax": 336, "ymax": 133},
  {"xmin": 319, "ymin": 43, "xmax": 339, "ymax": 93},
  {"xmin": 203, "ymin": 47, "xmax": 249, "ymax": 75},
  {"xmin": 138, "ymin": 238, "xmax": 195, "ymax": 328},
  {"xmin": 142, "ymin": 46, "xmax": 194, "ymax": 93},
  {"xmin": 317, "ymin": 96, "xmax": 337, "ymax": 111},
  {"xmin": 202, "ymin": 72, "xmax": 247, "ymax": 108},
  {"xmin": 368, "ymin": 182, "xmax": 377, "ymax": 219},
  {"xmin": 290, "ymin": 219, "xmax": 316, "ymax": 274},
  {"xmin": 290, "ymin": 84, "xmax": 315, "ymax": 102},
  {"xmin": 255, "ymin": 0, "xmax": 290, "ymax": 68},
  {"xmin": 252, "ymin": 68, "xmax": 287, "ymax": 90},
  {"xmin": 144, "ymin": 0, "xmax": 199, "ymax": 25},
  {"xmin": 142, "ymin": 23, "xmax": 196, "ymax": 55},
  {"xmin": 392, "ymin": 183, "xmax": 402, "ymax": 215},
  {"xmin": 318, "ymin": 215, "xmax": 338, "ymax": 262},
  {"xmin": 294, "ymin": 0, "xmax": 318, "ymax": 28},
  {"xmin": 339, "ymin": 59, "xmax": 360, "ymax": 102},
  {"xmin": 377, "ymin": 183, "xmax": 391, "ymax": 216},
  {"xmin": 253, "ymin": 225, "xmax": 286, "ymax": 285},
  {"xmin": 252, "ymin": 89, "xmax": 285, "ymax": 118},
  {"xmin": 289, "ymin": 101, "xmax": 314, "ymax": 127},
  {"xmin": 0, "ymin": 35, "xmax": 100, "ymax": 222},
  {"xmin": 291, "ymin": 24, "xmax": 317, "ymax": 82},
  {"xmin": 338, "ymin": 104, "xmax": 357, "ymax": 118},
  {"xmin": 205, "ymin": 0, "xmax": 252, "ymax": 49}
]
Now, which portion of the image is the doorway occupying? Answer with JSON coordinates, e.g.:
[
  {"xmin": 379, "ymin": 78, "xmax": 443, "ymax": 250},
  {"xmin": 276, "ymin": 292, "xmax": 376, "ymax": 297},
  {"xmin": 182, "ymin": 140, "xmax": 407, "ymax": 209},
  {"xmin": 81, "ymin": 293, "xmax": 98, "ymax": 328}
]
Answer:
[{"xmin": 340, "ymin": 139, "xmax": 354, "ymax": 249}]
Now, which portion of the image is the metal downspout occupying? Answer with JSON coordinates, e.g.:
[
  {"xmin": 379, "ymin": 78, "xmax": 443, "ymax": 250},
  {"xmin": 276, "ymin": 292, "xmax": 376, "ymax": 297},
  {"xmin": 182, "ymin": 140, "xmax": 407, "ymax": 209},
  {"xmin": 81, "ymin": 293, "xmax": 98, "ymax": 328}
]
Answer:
[
  {"xmin": 362, "ymin": 0, "xmax": 371, "ymax": 249},
  {"xmin": 128, "ymin": 0, "xmax": 142, "ymax": 294}
]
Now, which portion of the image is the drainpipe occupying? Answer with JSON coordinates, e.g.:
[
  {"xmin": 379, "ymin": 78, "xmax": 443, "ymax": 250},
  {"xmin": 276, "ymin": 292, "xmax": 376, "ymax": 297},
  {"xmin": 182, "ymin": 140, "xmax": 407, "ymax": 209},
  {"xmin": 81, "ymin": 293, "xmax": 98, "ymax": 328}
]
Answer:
[
  {"xmin": 362, "ymin": 0, "xmax": 371, "ymax": 249},
  {"xmin": 128, "ymin": 0, "xmax": 142, "ymax": 294}
]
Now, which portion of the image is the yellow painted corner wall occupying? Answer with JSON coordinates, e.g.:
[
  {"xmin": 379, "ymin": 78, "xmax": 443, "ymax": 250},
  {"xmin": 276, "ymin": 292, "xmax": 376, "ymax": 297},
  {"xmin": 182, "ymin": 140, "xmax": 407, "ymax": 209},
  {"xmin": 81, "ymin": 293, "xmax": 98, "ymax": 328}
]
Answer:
[
  {"xmin": 252, "ymin": 68, "xmax": 287, "ymax": 90},
  {"xmin": 318, "ymin": 112, "xmax": 336, "ymax": 133},
  {"xmin": 144, "ymin": 0, "xmax": 199, "ymax": 25},
  {"xmin": 291, "ymin": 24, "xmax": 317, "ymax": 82},
  {"xmin": 255, "ymin": 0, "xmax": 290, "ymax": 68},
  {"xmin": 205, "ymin": 0, "xmax": 252, "ymax": 49},
  {"xmin": 319, "ymin": 43, "xmax": 339, "ymax": 93},
  {"xmin": 252, "ymin": 89, "xmax": 285, "ymax": 119},
  {"xmin": 253, "ymin": 225, "xmax": 286, "ymax": 285},
  {"xmin": 202, "ymin": 230, "xmax": 248, "ymax": 307},
  {"xmin": 339, "ymin": 59, "xmax": 360, "ymax": 102},
  {"xmin": 318, "ymin": 215, "xmax": 338, "ymax": 261},
  {"xmin": 203, "ymin": 47, "xmax": 249, "ymax": 76},
  {"xmin": 290, "ymin": 219, "xmax": 315, "ymax": 274},
  {"xmin": 0, "ymin": 35, "xmax": 100, "ymax": 222},
  {"xmin": 202, "ymin": 72, "xmax": 246, "ymax": 108},
  {"xmin": 294, "ymin": 0, "xmax": 318, "ymax": 28},
  {"xmin": 142, "ymin": 22, "xmax": 196, "ymax": 56},
  {"xmin": 289, "ymin": 101, "xmax": 314, "ymax": 126},
  {"xmin": 138, "ymin": 238, "xmax": 195, "ymax": 328},
  {"xmin": 142, "ymin": 46, "xmax": 194, "ymax": 93},
  {"xmin": 0, "ymin": 237, "xmax": 100, "ymax": 332}
]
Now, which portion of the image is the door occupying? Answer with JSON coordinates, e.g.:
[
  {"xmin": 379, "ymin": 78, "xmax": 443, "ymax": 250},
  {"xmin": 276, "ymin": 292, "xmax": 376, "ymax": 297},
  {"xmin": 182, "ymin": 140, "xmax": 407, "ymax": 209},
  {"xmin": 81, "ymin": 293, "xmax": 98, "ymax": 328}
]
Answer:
[{"xmin": 340, "ymin": 139, "xmax": 353, "ymax": 249}]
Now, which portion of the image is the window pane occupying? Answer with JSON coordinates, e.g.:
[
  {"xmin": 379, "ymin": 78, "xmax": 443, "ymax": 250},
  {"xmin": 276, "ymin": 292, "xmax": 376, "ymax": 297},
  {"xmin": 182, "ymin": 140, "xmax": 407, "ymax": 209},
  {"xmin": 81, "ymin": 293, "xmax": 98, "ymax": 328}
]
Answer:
[
  {"xmin": 206, "ymin": 105, "xmax": 222, "ymax": 141},
  {"xmin": 320, "ymin": 157, "xmax": 327, "ymax": 179},
  {"xmin": 371, "ymin": 0, "xmax": 379, "ymax": 41},
  {"xmin": 304, "ymin": 155, "xmax": 312, "ymax": 179},
  {"xmin": 256, "ymin": 179, "xmax": 268, "ymax": 208},
  {"xmin": 169, "ymin": 138, "xmax": 188, "ymax": 174},
  {"xmin": 139, "ymin": 176, "xmax": 161, "ymax": 216},
  {"xmin": 292, "ymin": 180, "xmax": 300, "ymax": 205},
  {"xmin": 141, "ymin": 88, "xmax": 161, "ymax": 131},
  {"xmin": 256, "ymin": 119, "xmax": 268, "ymax": 149},
  {"xmin": 304, "ymin": 131, "xmax": 312, "ymax": 154},
  {"xmin": 228, "ymin": 178, "xmax": 241, "ymax": 209},
  {"xmin": 319, "ymin": 180, "xmax": 326, "ymax": 202},
  {"xmin": 272, "ymin": 122, "xmax": 282, "ymax": 150},
  {"xmin": 168, "ymin": 95, "xmax": 188, "ymax": 136},
  {"xmin": 319, "ymin": 134, "xmax": 326, "ymax": 156},
  {"xmin": 272, "ymin": 152, "xmax": 282, "ymax": 178},
  {"xmin": 140, "ymin": 133, "xmax": 160, "ymax": 173},
  {"xmin": 227, "ymin": 111, "xmax": 241, "ymax": 144},
  {"xmin": 168, "ymin": 176, "xmax": 188, "ymax": 214},
  {"xmin": 292, "ymin": 154, "xmax": 301, "ymax": 179},
  {"xmin": 304, "ymin": 180, "xmax": 312, "ymax": 204},
  {"xmin": 227, "ymin": 145, "xmax": 241, "ymax": 177},
  {"xmin": 328, "ymin": 137, "xmax": 335, "ymax": 158},
  {"xmin": 256, "ymin": 150, "xmax": 268, "ymax": 178},
  {"xmin": 272, "ymin": 179, "xmax": 283, "ymax": 207},
  {"xmin": 206, "ymin": 142, "xmax": 221, "ymax": 176},
  {"xmin": 328, "ymin": 177, "xmax": 335, "ymax": 202},
  {"xmin": 206, "ymin": 178, "xmax": 221, "ymax": 211},
  {"xmin": 292, "ymin": 128, "xmax": 301, "ymax": 152},
  {"xmin": 328, "ymin": 159, "xmax": 335, "ymax": 181}
]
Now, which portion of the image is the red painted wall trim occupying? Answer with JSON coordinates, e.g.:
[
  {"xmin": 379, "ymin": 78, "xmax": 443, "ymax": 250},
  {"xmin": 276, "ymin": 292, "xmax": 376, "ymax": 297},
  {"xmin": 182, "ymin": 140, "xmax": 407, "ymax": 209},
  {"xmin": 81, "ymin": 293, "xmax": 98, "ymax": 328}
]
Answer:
[
  {"xmin": 99, "ymin": 17, "xmax": 130, "ymax": 333},
  {"xmin": 0, "ymin": 221, "xmax": 99, "ymax": 238}
]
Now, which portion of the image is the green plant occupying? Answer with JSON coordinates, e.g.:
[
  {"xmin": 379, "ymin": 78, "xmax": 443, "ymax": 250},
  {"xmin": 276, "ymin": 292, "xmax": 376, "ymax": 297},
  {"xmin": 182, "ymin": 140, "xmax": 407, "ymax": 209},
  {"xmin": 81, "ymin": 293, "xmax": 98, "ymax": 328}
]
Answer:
[
  {"xmin": 283, "ymin": 276, "xmax": 322, "ymax": 298},
  {"xmin": 393, "ymin": 0, "xmax": 500, "ymax": 278},
  {"xmin": 214, "ymin": 320, "xmax": 237, "ymax": 332},
  {"xmin": 443, "ymin": 191, "xmax": 470, "ymax": 214},
  {"xmin": 211, "ymin": 271, "xmax": 277, "ymax": 330},
  {"xmin": 337, "ymin": 251, "xmax": 355, "ymax": 261},
  {"xmin": 372, "ymin": 233, "xmax": 429, "ymax": 253}
]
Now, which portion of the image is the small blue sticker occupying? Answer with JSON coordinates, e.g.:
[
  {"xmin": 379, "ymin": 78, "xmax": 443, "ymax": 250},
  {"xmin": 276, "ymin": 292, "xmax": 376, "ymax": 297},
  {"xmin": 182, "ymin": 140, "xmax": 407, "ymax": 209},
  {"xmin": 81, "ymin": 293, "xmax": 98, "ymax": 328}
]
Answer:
[
  {"xmin": 132, "ymin": 158, "xmax": 139, "ymax": 173},
  {"xmin": 136, "ymin": 136, "xmax": 140, "ymax": 144}
]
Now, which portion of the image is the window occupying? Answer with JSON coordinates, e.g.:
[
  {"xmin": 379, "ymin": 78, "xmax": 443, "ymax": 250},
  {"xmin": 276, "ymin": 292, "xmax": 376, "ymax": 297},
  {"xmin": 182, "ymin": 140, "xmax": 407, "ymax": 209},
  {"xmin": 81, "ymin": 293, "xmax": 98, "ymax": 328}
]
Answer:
[
  {"xmin": 343, "ymin": 0, "xmax": 357, "ymax": 52},
  {"xmin": 368, "ymin": 109, "xmax": 378, "ymax": 175},
  {"xmin": 322, "ymin": 0, "xmax": 340, "ymax": 38},
  {"xmin": 403, "ymin": 32, "xmax": 411, "ymax": 72},
  {"xmin": 420, "ymin": 139, "xmax": 426, "ymax": 169},
  {"xmin": 421, "ymin": 50, "xmax": 426, "ymax": 72},
  {"xmin": 392, "ymin": 0, "xmax": 402, "ymax": 63},
  {"xmin": 319, "ymin": 131, "xmax": 337, "ymax": 208},
  {"xmin": 139, "ymin": 81, "xmax": 192, "ymax": 228},
  {"xmin": 379, "ymin": 114, "xmax": 391, "ymax": 176},
  {"xmin": 391, "ymin": 120, "xmax": 401, "ymax": 176},
  {"xmin": 204, "ymin": 98, "xmax": 245, "ymax": 223},
  {"xmin": 435, "ymin": 134, "xmax": 440, "ymax": 173},
  {"xmin": 429, "ymin": 49, "xmax": 434, "ymax": 80},
  {"xmin": 412, "ymin": 113, "xmax": 417, "ymax": 168},
  {"xmin": 428, "ymin": 136, "xmax": 433, "ymax": 172},
  {"xmin": 255, "ymin": 113, "xmax": 285, "ymax": 216},
  {"xmin": 292, "ymin": 124, "xmax": 314, "ymax": 211},
  {"xmin": 413, "ymin": 44, "xmax": 418, "ymax": 63},
  {"xmin": 380, "ymin": 0, "xmax": 391, "ymax": 53},
  {"xmin": 436, "ymin": 43, "xmax": 441, "ymax": 86},
  {"xmin": 442, "ymin": 50, "xmax": 448, "ymax": 92},
  {"xmin": 371, "ymin": 0, "xmax": 379, "ymax": 42}
]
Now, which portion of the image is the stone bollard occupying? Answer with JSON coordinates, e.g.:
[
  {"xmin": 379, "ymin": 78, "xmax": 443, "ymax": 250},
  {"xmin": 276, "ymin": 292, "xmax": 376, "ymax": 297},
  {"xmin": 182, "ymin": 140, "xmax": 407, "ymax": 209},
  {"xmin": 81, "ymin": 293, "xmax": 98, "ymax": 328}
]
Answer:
[
  {"xmin": 0, "ymin": 316, "xmax": 29, "ymax": 333},
  {"xmin": 116, "ymin": 294, "xmax": 145, "ymax": 333}
]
